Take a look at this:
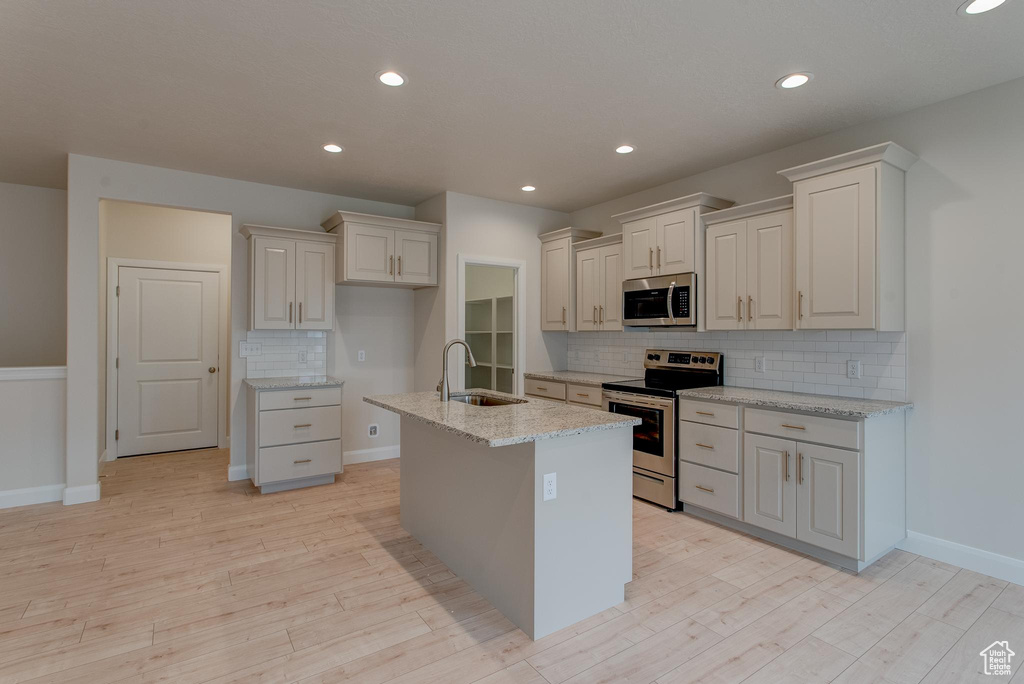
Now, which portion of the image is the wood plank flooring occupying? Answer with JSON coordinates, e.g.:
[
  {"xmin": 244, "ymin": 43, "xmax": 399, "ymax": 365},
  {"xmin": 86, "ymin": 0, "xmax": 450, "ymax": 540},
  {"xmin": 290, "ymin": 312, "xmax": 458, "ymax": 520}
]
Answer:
[{"xmin": 1, "ymin": 448, "xmax": 1021, "ymax": 683}]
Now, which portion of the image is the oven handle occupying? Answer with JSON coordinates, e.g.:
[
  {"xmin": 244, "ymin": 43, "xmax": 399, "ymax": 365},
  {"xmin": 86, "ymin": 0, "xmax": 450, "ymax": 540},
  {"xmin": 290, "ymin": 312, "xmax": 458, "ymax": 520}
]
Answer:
[
  {"xmin": 666, "ymin": 282, "xmax": 675, "ymax": 324},
  {"xmin": 603, "ymin": 391, "xmax": 675, "ymax": 410}
]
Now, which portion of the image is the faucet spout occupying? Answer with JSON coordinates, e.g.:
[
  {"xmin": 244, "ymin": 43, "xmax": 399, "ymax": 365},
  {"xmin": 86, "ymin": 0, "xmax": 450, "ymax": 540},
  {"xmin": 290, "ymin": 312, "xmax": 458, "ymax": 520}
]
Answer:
[{"xmin": 437, "ymin": 339, "xmax": 476, "ymax": 402}]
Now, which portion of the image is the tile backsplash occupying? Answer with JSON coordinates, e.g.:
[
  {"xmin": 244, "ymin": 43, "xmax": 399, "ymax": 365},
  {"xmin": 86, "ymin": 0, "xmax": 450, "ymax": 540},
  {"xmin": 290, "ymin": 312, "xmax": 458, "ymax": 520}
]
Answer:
[
  {"xmin": 568, "ymin": 329, "xmax": 907, "ymax": 401},
  {"xmin": 244, "ymin": 330, "xmax": 328, "ymax": 379}
]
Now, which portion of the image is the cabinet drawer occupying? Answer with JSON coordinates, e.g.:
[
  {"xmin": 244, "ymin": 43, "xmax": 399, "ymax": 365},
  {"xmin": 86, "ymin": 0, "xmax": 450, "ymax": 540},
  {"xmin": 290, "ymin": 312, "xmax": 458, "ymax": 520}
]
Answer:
[
  {"xmin": 259, "ymin": 387, "xmax": 341, "ymax": 411},
  {"xmin": 679, "ymin": 422, "xmax": 739, "ymax": 473},
  {"xmin": 259, "ymin": 440, "xmax": 341, "ymax": 484},
  {"xmin": 524, "ymin": 378, "xmax": 567, "ymax": 401},
  {"xmin": 678, "ymin": 399, "xmax": 738, "ymax": 429},
  {"xmin": 632, "ymin": 469, "xmax": 675, "ymax": 509},
  {"xmin": 259, "ymin": 406, "xmax": 341, "ymax": 447},
  {"xmin": 745, "ymin": 408, "xmax": 859, "ymax": 450},
  {"xmin": 679, "ymin": 462, "xmax": 740, "ymax": 519},
  {"xmin": 566, "ymin": 383, "xmax": 601, "ymax": 406}
]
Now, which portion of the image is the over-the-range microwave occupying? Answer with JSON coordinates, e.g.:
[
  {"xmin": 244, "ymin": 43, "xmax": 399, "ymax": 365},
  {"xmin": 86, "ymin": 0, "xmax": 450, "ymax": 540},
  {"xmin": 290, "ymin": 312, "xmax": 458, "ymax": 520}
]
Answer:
[{"xmin": 622, "ymin": 273, "xmax": 695, "ymax": 327}]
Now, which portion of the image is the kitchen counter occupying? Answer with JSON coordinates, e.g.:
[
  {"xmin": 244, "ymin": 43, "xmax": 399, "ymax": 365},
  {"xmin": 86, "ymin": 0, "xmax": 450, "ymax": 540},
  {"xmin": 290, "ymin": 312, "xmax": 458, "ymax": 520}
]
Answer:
[
  {"xmin": 243, "ymin": 375, "xmax": 344, "ymax": 390},
  {"xmin": 677, "ymin": 386, "xmax": 912, "ymax": 418},
  {"xmin": 523, "ymin": 370, "xmax": 640, "ymax": 387},
  {"xmin": 363, "ymin": 389, "xmax": 639, "ymax": 447}
]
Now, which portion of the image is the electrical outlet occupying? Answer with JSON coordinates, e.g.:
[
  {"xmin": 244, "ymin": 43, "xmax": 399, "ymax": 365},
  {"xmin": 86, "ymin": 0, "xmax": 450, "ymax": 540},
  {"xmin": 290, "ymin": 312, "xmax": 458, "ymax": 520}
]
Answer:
[
  {"xmin": 358, "ymin": 350, "xmax": 366, "ymax": 362},
  {"xmin": 239, "ymin": 342, "xmax": 262, "ymax": 357},
  {"xmin": 754, "ymin": 356, "xmax": 766, "ymax": 373},
  {"xmin": 543, "ymin": 473, "xmax": 557, "ymax": 501},
  {"xmin": 298, "ymin": 349, "xmax": 307, "ymax": 363},
  {"xmin": 368, "ymin": 423, "xmax": 379, "ymax": 438},
  {"xmin": 847, "ymin": 360, "xmax": 862, "ymax": 379}
]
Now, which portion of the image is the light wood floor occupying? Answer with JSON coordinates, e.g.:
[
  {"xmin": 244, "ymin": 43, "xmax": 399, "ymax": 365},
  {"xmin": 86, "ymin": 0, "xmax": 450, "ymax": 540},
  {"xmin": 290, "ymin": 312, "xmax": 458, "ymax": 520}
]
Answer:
[{"xmin": 1, "ymin": 449, "xmax": 1022, "ymax": 683}]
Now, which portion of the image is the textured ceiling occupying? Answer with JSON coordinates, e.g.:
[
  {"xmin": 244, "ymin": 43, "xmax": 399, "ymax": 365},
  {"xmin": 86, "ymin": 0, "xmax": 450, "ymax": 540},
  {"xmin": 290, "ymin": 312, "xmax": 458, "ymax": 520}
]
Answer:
[{"xmin": 2, "ymin": 0, "xmax": 1023, "ymax": 211}]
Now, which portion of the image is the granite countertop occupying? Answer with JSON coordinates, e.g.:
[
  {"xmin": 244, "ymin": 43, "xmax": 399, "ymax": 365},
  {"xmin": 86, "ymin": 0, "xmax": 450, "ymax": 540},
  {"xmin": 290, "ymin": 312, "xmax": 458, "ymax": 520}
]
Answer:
[
  {"xmin": 364, "ymin": 389, "xmax": 640, "ymax": 447},
  {"xmin": 677, "ymin": 386, "xmax": 912, "ymax": 418},
  {"xmin": 523, "ymin": 370, "xmax": 640, "ymax": 387},
  {"xmin": 244, "ymin": 376, "xmax": 345, "ymax": 390}
]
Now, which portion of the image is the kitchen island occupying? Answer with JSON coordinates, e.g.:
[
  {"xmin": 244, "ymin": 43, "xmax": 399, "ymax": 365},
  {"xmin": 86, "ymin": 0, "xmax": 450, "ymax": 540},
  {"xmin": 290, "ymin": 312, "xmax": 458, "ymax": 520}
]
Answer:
[{"xmin": 363, "ymin": 389, "xmax": 639, "ymax": 639}]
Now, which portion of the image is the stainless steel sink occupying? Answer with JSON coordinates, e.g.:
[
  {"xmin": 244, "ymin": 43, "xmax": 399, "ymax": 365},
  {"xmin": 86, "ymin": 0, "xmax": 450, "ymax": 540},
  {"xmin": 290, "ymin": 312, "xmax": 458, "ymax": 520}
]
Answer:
[{"xmin": 449, "ymin": 393, "xmax": 526, "ymax": 407}]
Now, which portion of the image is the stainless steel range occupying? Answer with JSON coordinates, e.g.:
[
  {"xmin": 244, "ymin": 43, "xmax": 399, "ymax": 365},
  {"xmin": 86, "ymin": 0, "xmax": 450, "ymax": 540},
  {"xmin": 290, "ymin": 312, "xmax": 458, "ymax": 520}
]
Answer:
[{"xmin": 602, "ymin": 350, "xmax": 724, "ymax": 510}]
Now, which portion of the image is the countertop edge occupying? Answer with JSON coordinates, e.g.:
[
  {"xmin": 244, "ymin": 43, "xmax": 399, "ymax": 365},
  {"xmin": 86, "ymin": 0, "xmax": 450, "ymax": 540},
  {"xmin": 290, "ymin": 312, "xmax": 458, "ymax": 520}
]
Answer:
[
  {"xmin": 676, "ymin": 389, "xmax": 913, "ymax": 418},
  {"xmin": 523, "ymin": 370, "xmax": 640, "ymax": 387},
  {"xmin": 244, "ymin": 377, "xmax": 346, "ymax": 390}
]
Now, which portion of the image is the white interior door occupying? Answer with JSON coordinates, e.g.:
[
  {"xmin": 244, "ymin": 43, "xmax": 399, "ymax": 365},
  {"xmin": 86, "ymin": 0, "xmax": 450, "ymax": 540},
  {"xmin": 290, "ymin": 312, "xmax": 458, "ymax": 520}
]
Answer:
[{"xmin": 117, "ymin": 267, "xmax": 220, "ymax": 457}]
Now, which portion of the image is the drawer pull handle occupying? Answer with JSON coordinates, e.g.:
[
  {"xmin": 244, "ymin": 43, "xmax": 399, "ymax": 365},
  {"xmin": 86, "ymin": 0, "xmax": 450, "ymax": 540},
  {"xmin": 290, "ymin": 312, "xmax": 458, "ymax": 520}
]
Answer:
[
  {"xmin": 576, "ymin": 392, "xmax": 590, "ymax": 398},
  {"xmin": 695, "ymin": 411, "xmax": 715, "ymax": 417},
  {"xmin": 781, "ymin": 423, "xmax": 806, "ymax": 430},
  {"xmin": 536, "ymin": 386, "xmax": 547, "ymax": 391},
  {"xmin": 695, "ymin": 484, "xmax": 715, "ymax": 494},
  {"xmin": 294, "ymin": 459, "xmax": 312, "ymax": 464},
  {"xmin": 294, "ymin": 423, "xmax": 312, "ymax": 428},
  {"xmin": 695, "ymin": 443, "xmax": 714, "ymax": 450},
  {"xmin": 293, "ymin": 397, "xmax": 312, "ymax": 401}
]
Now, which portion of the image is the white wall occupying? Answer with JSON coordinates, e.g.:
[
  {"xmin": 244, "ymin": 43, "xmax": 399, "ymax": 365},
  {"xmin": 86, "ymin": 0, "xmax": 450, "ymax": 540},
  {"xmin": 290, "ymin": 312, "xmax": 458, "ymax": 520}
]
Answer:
[
  {"xmin": 65, "ymin": 155, "xmax": 415, "ymax": 496},
  {"xmin": 0, "ymin": 371, "xmax": 66, "ymax": 507},
  {"xmin": 0, "ymin": 182, "xmax": 67, "ymax": 367},
  {"xmin": 568, "ymin": 77, "xmax": 1024, "ymax": 570}
]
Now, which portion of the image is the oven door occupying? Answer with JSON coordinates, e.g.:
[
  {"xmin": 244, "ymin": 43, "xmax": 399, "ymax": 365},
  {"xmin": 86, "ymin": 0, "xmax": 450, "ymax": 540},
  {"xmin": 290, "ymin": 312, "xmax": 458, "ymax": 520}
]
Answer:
[
  {"xmin": 602, "ymin": 391, "xmax": 676, "ymax": 477},
  {"xmin": 622, "ymin": 274, "xmax": 694, "ymax": 326}
]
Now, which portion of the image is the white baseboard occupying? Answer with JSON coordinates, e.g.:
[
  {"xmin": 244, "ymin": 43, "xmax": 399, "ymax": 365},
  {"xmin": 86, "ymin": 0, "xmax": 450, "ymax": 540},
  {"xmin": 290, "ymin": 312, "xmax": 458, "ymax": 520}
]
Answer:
[
  {"xmin": 0, "ymin": 483, "xmax": 65, "ymax": 509},
  {"xmin": 898, "ymin": 530, "xmax": 1024, "ymax": 586},
  {"xmin": 227, "ymin": 464, "xmax": 249, "ymax": 482},
  {"xmin": 63, "ymin": 483, "xmax": 101, "ymax": 505},
  {"xmin": 344, "ymin": 445, "xmax": 400, "ymax": 465}
]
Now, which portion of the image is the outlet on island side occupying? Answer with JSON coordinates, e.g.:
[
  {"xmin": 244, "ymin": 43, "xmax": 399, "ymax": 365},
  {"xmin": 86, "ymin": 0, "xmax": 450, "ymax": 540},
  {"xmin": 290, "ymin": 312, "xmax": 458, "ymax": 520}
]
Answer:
[
  {"xmin": 368, "ymin": 423, "xmax": 379, "ymax": 438},
  {"xmin": 543, "ymin": 473, "xmax": 557, "ymax": 501}
]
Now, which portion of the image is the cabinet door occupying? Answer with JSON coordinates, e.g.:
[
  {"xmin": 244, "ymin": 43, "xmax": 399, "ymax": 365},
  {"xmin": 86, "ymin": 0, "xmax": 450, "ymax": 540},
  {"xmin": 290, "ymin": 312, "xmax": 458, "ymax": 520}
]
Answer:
[
  {"xmin": 622, "ymin": 217, "xmax": 656, "ymax": 280},
  {"xmin": 796, "ymin": 443, "xmax": 860, "ymax": 558},
  {"xmin": 794, "ymin": 165, "xmax": 877, "ymax": 329},
  {"xmin": 743, "ymin": 433, "xmax": 797, "ymax": 538},
  {"xmin": 295, "ymin": 241, "xmax": 334, "ymax": 330},
  {"xmin": 541, "ymin": 237, "xmax": 570, "ymax": 331},
  {"xmin": 346, "ymin": 223, "xmax": 394, "ymax": 282},
  {"xmin": 747, "ymin": 210, "xmax": 793, "ymax": 330},
  {"xmin": 656, "ymin": 209, "xmax": 694, "ymax": 276},
  {"xmin": 252, "ymin": 236, "xmax": 295, "ymax": 329},
  {"xmin": 599, "ymin": 244, "xmax": 623, "ymax": 331},
  {"xmin": 394, "ymin": 229, "xmax": 437, "ymax": 285},
  {"xmin": 706, "ymin": 221, "xmax": 747, "ymax": 330},
  {"xmin": 575, "ymin": 249, "xmax": 599, "ymax": 331}
]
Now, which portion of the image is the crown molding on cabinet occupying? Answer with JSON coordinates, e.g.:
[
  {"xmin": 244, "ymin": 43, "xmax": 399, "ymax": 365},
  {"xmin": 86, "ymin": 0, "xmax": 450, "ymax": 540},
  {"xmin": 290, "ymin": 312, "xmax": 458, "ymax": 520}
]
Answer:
[
  {"xmin": 611, "ymin": 192, "xmax": 734, "ymax": 224},
  {"xmin": 320, "ymin": 211, "xmax": 441, "ymax": 235},
  {"xmin": 702, "ymin": 195, "xmax": 794, "ymax": 226},
  {"xmin": 572, "ymin": 233, "xmax": 622, "ymax": 252},
  {"xmin": 777, "ymin": 141, "xmax": 919, "ymax": 182},
  {"xmin": 240, "ymin": 224, "xmax": 337, "ymax": 243},
  {"xmin": 539, "ymin": 227, "xmax": 602, "ymax": 244}
]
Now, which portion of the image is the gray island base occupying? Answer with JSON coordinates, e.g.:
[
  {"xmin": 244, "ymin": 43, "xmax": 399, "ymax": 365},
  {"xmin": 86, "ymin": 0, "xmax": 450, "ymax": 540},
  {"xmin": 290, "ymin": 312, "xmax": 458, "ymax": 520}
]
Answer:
[{"xmin": 364, "ymin": 390, "xmax": 638, "ymax": 639}]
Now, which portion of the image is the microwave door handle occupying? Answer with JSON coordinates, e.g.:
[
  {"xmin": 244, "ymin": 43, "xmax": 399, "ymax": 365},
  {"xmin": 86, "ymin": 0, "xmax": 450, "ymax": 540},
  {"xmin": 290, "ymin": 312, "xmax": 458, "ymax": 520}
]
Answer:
[{"xmin": 666, "ymin": 283, "xmax": 675, "ymax": 323}]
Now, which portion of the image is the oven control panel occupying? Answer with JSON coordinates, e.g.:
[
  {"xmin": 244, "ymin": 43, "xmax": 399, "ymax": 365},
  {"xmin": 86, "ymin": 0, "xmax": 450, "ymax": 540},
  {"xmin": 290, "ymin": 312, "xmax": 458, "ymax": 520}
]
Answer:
[{"xmin": 644, "ymin": 349, "xmax": 721, "ymax": 370}]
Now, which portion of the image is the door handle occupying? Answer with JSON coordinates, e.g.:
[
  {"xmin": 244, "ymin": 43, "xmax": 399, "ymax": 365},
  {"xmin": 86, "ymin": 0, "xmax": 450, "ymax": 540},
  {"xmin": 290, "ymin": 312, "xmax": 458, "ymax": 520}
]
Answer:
[
  {"xmin": 593, "ymin": 305, "xmax": 597, "ymax": 324},
  {"xmin": 798, "ymin": 291, "xmax": 804, "ymax": 320},
  {"xmin": 298, "ymin": 302, "xmax": 302, "ymax": 324},
  {"xmin": 737, "ymin": 296, "xmax": 742, "ymax": 322},
  {"xmin": 390, "ymin": 255, "xmax": 394, "ymax": 275},
  {"xmin": 649, "ymin": 247, "xmax": 653, "ymax": 269},
  {"xmin": 599, "ymin": 305, "xmax": 603, "ymax": 324},
  {"xmin": 397, "ymin": 255, "xmax": 402, "ymax": 276},
  {"xmin": 562, "ymin": 306, "xmax": 566, "ymax": 325},
  {"xmin": 208, "ymin": 367, "xmax": 216, "ymax": 374},
  {"xmin": 289, "ymin": 302, "xmax": 293, "ymax": 323},
  {"xmin": 748, "ymin": 296, "xmax": 753, "ymax": 321},
  {"xmin": 784, "ymin": 451, "xmax": 790, "ymax": 481},
  {"xmin": 798, "ymin": 453, "xmax": 804, "ymax": 484},
  {"xmin": 656, "ymin": 246, "xmax": 661, "ymax": 269}
]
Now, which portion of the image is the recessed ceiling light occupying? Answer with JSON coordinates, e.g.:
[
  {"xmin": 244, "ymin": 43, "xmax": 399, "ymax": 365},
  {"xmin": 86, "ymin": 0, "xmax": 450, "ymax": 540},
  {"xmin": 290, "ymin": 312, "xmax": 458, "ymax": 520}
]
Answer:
[
  {"xmin": 616, "ymin": 145, "xmax": 635, "ymax": 154},
  {"xmin": 377, "ymin": 70, "xmax": 406, "ymax": 87},
  {"xmin": 776, "ymin": 72, "xmax": 813, "ymax": 89},
  {"xmin": 322, "ymin": 143, "xmax": 343, "ymax": 153},
  {"xmin": 521, "ymin": 185, "xmax": 536, "ymax": 192},
  {"xmin": 957, "ymin": 0, "xmax": 1007, "ymax": 14}
]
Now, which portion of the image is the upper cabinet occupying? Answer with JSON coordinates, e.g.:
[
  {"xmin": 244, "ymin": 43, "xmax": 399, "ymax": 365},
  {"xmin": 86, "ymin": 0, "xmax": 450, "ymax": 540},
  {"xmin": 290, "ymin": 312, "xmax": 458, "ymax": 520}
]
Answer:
[
  {"xmin": 613, "ymin": 193, "xmax": 733, "ymax": 281},
  {"xmin": 320, "ymin": 211, "xmax": 441, "ymax": 288},
  {"xmin": 574, "ymin": 234, "xmax": 623, "ymax": 332},
  {"xmin": 779, "ymin": 142, "xmax": 917, "ymax": 331},
  {"xmin": 703, "ymin": 196, "xmax": 794, "ymax": 331},
  {"xmin": 539, "ymin": 227, "xmax": 601, "ymax": 332},
  {"xmin": 241, "ymin": 225, "xmax": 336, "ymax": 331}
]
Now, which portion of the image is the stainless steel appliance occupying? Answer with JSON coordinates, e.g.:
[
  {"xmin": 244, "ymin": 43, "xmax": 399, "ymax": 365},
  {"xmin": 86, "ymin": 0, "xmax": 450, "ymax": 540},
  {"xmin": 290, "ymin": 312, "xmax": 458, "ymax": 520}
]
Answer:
[
  {"xmin": 602, "ymin": 349, "xmax": 723, "ymax": 509},
  {"xmin": 622, "ymin": 273, "xmax": 695, "ymax": 327}
]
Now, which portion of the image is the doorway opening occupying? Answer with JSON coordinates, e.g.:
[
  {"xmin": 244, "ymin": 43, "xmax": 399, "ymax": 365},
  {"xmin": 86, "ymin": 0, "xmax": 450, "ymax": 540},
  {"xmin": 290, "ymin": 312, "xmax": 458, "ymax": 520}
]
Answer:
[
  {"xmin": 101, "ymin": 201, "xmax": 231, "ymax": 460},
  {"xmin": 457, "ymin": 255, "xmax": 526, "ymax": 394}
]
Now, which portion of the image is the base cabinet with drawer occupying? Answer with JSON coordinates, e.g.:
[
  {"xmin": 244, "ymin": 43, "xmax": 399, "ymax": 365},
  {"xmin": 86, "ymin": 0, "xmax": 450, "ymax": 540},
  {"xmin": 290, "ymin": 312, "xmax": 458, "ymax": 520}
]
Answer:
[
  {"xmin": 523, "ymin": 377, "xmax": 606, "ymax": 407},
  {"xmin": 246, "ymin": 384, "xmax": 343, "ymax": 493},
  {"xmin": 680, "ymin": 397, "xmax": 906, "ymax": 572}
]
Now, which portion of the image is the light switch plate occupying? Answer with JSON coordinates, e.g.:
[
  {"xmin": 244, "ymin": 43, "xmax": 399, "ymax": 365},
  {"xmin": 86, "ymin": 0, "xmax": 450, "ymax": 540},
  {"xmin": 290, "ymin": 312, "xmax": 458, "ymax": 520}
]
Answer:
[
  {"xmin": 358, "ymin": 350, "xmax": 366, "ymax": 362},
  {"xmin": 543, "ymin": 473, "xmax": 557, "ymax": 501},
  {"xmin": 298, "ymin": 349, "xmax": 307, "ymax": 363},
  {"xmin": 239, "ymin": 342, "xmax": 262, "ymax": 357},
  {"xmin": 847, "ymin": 360, "xmax": 862, "ymax": 379}
]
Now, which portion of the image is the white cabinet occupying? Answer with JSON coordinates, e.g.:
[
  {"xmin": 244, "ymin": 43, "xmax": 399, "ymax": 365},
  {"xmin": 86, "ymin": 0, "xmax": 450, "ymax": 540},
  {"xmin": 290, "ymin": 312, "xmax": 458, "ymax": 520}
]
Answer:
[
  {"xmin": 704, "ymin": 197, "xmax": 794, "ymax": 331},
  {"xmin": 796, "ymin": 443, "xmax": 860, "ymax": 557},
  {"xmin": 743, "ymin": 433, "xmax": 796, "ymax": 538},
  {"xmin": 539, "ymin": 227, "xmax": 600, "ymax": 332},
  {"xmin": 242, "ymin": 225, "xmax": 336, "ymax": 331},
  {"xmin": 621, "ymin": 216, "xmax": 657, "ymax": 280},
  {"xmin": 574, "ymin": 234, "xmax": 622, "ymax": 332},
  {"xmin": 321, "ymin": 211, "xmax": 441, "ymax": 288},
  {"xmin": 779, "ymin": 142, "xmax": 917, "ymax": 331}
]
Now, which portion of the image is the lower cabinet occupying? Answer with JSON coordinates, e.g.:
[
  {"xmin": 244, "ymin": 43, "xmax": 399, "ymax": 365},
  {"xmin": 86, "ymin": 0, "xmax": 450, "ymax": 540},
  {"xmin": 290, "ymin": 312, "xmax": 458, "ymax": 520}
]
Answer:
[{"xmin": 743, "ymin": 433, "xmax": 797, "ymax": 538}]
